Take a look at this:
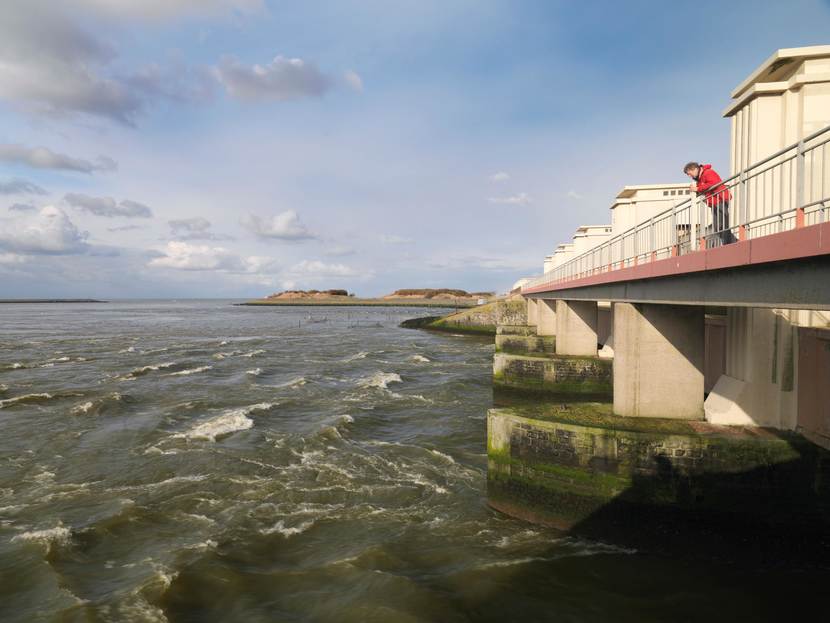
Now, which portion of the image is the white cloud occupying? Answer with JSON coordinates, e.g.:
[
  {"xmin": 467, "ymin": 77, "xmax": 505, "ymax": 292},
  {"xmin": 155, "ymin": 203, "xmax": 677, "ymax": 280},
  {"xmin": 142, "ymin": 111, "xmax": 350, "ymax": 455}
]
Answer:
[
  {"xmin": 323, "ymin": 245, "xmax": 356, "ymax": 257},
  {"xmin": 0, "ymin": 178, "xmax": 47, "ymax": 195},
  {"xmin": 167, "ymin": 217, "xmax": 230, "ymax": 240},
  {"xmin": 0, "ymin": 252, "xmax": 25, "ymax": 265},
  {"xmin": 240, "ymin": 210, "xmax": 315, "ymax": 240},
  {"xmin": 65, "ymin": 193, "xmax": 153, "ymax": 218},
  {"xmin": 76, "ymin": 0, "xmax": 264, "ymax": 20},
  {"xmin": 344, "ymin": 70, "xmax": 364, "ymax": 93},
  {"xmin": 0, "ymin": 205, "xmax": 88, "ymax": 254},
  {"xmin": 0, "ymin": 2, "xmax": 219, "ymax": 125},
  {"xmin": 148, "ymin": 240, "xmax": 275, "ymax": 272},
  {"xmin": 0, "ymin": 144, "xmax": 116, "ymax": 174},
  {"xmin": 380, "ymin": 234, "xmax": 413, "ymax": 245},
  {"xmin": 566, "ymin": 190, "xmax": 583, "ymax": 200},
  {"xmin": 486, "ymin": 192, "xmax": 532, "ymax": 206},
  {"xmin": 214, "ymin": 55, "xmax": 332, "ymax": 101},
  {"xmin": 490, "ymin": 171, "xmax": 510, "ymax": 182},
  {"xmin": 286, "ymin": 259, "xmax": 359, "ymax": 278}
]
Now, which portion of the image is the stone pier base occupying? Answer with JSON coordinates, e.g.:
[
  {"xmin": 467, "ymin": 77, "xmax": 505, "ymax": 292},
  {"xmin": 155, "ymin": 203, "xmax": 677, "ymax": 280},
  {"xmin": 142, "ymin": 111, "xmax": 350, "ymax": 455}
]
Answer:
[
  {"xmin": 487, "ymin": 405, "xmax": 830, "ymax": 545},
  {"xmin": 493, "ymin": 352, "xmax": 612, "ymax": 398}
]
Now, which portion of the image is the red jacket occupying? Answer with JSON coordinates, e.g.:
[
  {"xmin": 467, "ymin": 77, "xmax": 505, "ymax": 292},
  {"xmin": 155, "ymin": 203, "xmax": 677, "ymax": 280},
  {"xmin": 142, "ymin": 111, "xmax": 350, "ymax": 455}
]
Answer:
[{"xmin": 695, "ymin": 164, "xmax": 730, "ymax": 207}]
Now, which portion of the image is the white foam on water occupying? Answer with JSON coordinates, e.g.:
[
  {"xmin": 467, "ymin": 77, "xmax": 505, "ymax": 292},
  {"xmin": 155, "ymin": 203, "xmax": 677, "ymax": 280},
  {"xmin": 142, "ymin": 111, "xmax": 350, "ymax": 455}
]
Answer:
[
  {"xmin": 219, "ymin": 340, "xmax": 229, "ymax": 346},
  {"xmin": 261, "ymin": 519, "xmax": 315, "ymax": 537},
  {"xmin": 343, "ymin": 351, "xmax": 369, "ymax": 362},
  {"xmin": 411, "ymin": 354, "xmax": 431, "ymax": 363},
  {"xmin": 166, "ymin": 365, "xmax": 212, "ymax": 377},
  {"xmin": 359, "ymin": 371, "xmax": 402, "ymax": 390},
  {"xmin": 0, "ymin": 392, "xmax": 53, "ymax": 408},
  {"xmin": 118, "ymin": 346, "xmax": 136, "ymax": 353},
  {"xmin": 71, "ymin": 401, "xmax": 94, "ymax": 415},
  {"xmin": 429, "ymin": 449, "xmax": 456, "ymax": 464},
  {"xmin": 241, "ymin": 349, "xmax": 266, "ymax": 358},
  {"xmin": 269, "ymin": 376, "xmax": 307, "ymax": 389},
  {"xmin": 246, "ymin": 368, "xmax": 262, "ymax": 376},
  {"xmin": 11, "ymin": 524, "xmax": 71, "ymax": 552},
  {"xmin": 118, "ymin": 362, "xmax": 176, "ymax": 381},
  {"xmin": 212, "ymin": 350, "xmax": 242, "ymax": 360},
  {"xmin": 177, "ymin": 402, "xmax": 276, "ymax": 441}
]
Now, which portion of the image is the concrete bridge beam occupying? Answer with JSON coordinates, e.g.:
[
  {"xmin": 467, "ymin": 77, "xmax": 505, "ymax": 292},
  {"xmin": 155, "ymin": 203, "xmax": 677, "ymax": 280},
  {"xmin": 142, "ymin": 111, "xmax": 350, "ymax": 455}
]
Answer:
[
  {"xmin": 613, "ymin": 302, "xmax": 705, "ymax": 420},
  {"xmin": 555, "ymin": 300, "xmax": 598, "ymax": 357}
]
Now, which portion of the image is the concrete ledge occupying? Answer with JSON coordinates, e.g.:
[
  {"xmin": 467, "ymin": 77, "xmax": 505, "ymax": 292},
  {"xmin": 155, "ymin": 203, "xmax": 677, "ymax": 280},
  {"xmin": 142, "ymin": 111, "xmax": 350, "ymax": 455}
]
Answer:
[
  {"xmin": 487, "ymin": 406, "xmax": 830, "ymax": 542},
  {"xmin": 493, "ymin": 352, "xmax": 612, "ymax": 399},
  {"xmin": 495, "ymin": 334, "xmax": 556, "ymax": 356},
  {"xmin": 496, "ymin": 324, "xmax": 538, "ymax": 336}
]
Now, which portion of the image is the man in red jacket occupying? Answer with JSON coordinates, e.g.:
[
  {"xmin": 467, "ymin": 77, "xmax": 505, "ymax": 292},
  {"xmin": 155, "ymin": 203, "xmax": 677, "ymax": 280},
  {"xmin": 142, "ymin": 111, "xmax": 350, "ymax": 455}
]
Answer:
[{"xmin": 683, "ymin": 161, "xmax": 736, "ymax": 245}]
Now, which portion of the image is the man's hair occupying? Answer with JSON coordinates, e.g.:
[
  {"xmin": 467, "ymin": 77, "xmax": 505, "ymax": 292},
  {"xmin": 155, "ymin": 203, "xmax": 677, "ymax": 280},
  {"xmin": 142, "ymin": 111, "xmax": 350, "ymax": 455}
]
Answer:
[{"xmin": 683, "ymin": 161, "xmax": 699, "ymax": 174}]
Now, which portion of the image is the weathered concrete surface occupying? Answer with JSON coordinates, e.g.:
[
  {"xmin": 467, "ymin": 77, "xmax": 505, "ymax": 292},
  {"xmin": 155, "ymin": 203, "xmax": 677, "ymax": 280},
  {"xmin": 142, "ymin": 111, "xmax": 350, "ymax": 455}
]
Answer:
[
  {"xmin": 536, "ymin": 299, "xmax": 557, "ymax": 336},
  {"xmin": 555, "ymin": 300, "xmax": 598, "ymax": 357},
  {"xmin": 487, "ymin": 405, "xmax": 830, "ymax": 538},
  {"xmin": 496, "ymin": 325, "xmax": 537, "ymax": 337},
  {"xmin": 526, "ymin": 298, "xmax": 539, "ymax": 326},
  {"xmin": 402, "ymin": 298, "xmax": 527, "ymax": 336},
  {"xmin": 613, "ymin": 302, "xmax": 705, "ymax": 420},
  {"xmin": 495, "ymin": 334, "xmax": 556, "ymax": 356},
  {"xmin": 493, "ymin": 352, "xmax": 612, "ymax": 399}
]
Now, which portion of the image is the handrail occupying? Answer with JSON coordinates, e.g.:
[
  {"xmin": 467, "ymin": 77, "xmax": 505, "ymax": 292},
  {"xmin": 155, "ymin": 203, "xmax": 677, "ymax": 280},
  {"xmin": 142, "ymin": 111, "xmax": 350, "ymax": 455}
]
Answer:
[{"xmin": 522, "ymin": 124, "xmax": 830, "ymax": 293}]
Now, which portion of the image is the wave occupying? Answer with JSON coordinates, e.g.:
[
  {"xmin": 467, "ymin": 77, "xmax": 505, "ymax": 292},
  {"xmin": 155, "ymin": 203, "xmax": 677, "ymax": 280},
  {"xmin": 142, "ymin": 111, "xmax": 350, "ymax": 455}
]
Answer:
[
  {"xmin": 212, "ymin": 350, "xmax": 242, "ymax": 360},
  {"xmin": 0, "ymin": 362, "xmax": 27, "ymax": 371},
  {"xmin": 166, "ymin": 365, "xmax": 212, "ymax": 377},
  {"xmin": 246, "ymin": 368, "xmax": 262, "ymax": 376},
  {"xmin": 177, "ymin": 402, "xmax": 276, "ymax": 441},
  {"xmin": 241, "ymin": 349, "xmax": 266, "ymax": 358},
  {"xmin": 0, "ymin": 392, "xmax": 54, "ymax": 409},
  {"xmin": 269, "ymin": 376, "xmax": 306, "ymax": 389},
  {"xmin": 359, "ymin": 372, "xmax": 402, "ymax": 390},
  {"xmin": 261, "ymin": 519, "xmax": 315, "ymax": 538},
  {"xmin": 118, "ymin": 362, "xmax": 176, "ymax": 381},
  {"xmin": 69, "ymin": 392, "xmax": 125, "ymax": 416},
  {"xmin": 11, "ymin": 524, "xmax": 71, "ymax": 553},
  {"xmin": 410, "ymin": 354, "xmax": 431, "ymax": 363},
  {"xmin": 342, "ymin": 351, "xmax": 369, "ymax": 362}
]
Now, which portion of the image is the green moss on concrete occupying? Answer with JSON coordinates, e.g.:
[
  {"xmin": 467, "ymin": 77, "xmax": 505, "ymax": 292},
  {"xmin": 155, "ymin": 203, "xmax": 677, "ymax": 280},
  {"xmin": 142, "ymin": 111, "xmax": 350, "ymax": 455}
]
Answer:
[
  {"xmin": 495, "ymin": 334, "xmax": 556, "ymax": 356},
  {"xmin": 486, "ymin": 405, "xmax": 830, "ymax": 532},
  {"xmin": 493, "ymin": 353, "xmax": 612, "ymax": 399}
]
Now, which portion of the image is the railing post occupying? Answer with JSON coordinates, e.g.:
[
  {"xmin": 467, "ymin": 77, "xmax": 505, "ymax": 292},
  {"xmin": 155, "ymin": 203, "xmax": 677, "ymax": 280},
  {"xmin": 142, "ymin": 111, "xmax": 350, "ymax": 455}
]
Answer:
[
  {"xmin": 670, "ymin": 205, "xmax": 678, "ymax": 257},
  {"xmin": 738, "ymin": 170, "xmax": 747, "ymax": 241},
  {"xmin": 632, "ymin": 229, "xmax": 638, "ymax": 266},
  {"xmin": 649, "ymin": 217, "xmax": 656, "ymax": 262},
  {"xmin": 795, "ymin": 139, "xmax": 806, "ymax": 228},
  {"xmin": 697, "ymin": 196, "xmax": 706, "ymax": 251}
]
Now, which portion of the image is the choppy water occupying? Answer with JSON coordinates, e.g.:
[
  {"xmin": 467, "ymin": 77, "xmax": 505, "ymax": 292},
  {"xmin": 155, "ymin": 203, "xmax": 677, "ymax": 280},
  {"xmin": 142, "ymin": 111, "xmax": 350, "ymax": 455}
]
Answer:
[{"xmin": 0, "ymin": 301, "xmax": 826, "ymax": 622}]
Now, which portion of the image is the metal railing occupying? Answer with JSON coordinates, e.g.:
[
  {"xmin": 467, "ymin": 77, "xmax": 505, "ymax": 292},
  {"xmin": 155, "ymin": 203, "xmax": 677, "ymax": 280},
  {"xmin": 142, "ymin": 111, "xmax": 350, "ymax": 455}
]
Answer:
[{"xmin": 523, "ymin": 124, "xmax": 830, "ymax": 293}]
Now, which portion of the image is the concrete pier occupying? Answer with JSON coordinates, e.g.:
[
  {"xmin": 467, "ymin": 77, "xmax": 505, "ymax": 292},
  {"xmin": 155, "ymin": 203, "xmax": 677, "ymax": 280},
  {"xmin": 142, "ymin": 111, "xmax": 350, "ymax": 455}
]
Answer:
[
  {"xmin": 555, "ymin": 300, "xmax": 598, "ymax": 357},
  {"xmin": 536, "ymin": 299, "xmax": 557, "ymax": 336},
  {"xmin": 613, "ymin": 303, "xmax": 705, "ymax": 420}
]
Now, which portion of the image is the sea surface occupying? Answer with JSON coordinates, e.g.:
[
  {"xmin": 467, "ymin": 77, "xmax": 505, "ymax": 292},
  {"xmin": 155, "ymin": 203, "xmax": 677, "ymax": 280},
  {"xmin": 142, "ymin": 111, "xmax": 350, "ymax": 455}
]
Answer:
[{"xmin": 0, "ymin": 301, "xmax": 825, "ymax": 622}]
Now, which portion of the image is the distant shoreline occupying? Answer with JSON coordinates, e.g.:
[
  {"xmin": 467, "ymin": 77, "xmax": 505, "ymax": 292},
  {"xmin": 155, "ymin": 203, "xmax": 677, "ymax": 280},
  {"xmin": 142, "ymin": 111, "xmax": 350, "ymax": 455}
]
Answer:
[
  {"xmin": 0, "ymin": 299, "xmax": 107, "ymax": 304},
  {"xmin": 238, "ymin": 297, "xmax": 480, "ymax": 308}
]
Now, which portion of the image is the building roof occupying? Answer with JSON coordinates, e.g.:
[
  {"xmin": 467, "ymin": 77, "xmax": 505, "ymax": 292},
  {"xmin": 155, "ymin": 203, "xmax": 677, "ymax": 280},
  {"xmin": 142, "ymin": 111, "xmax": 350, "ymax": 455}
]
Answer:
[
  {"xmin": 615, "ymin": 183, "xmax": 689, "ymax": 199},
  {"xmin": 723, "ymin": 45, "xmax": 830, "ymax": 117},
  {"xmin": 729, "ymin": 45, "xmax": 830, "ymax": 99}
]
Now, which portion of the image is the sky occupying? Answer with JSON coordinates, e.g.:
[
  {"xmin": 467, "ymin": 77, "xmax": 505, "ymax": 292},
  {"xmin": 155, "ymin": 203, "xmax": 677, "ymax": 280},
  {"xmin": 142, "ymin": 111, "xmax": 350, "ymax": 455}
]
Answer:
[{"xmin": 0, "ymin": 0, "xmax": 829, "ymax": 299}]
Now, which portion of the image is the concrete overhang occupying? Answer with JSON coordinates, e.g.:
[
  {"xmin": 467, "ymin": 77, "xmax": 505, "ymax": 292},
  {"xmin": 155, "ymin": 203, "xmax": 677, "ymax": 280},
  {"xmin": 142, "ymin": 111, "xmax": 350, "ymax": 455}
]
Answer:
[
  {"xmin": 615, "ymin": 183, "xmax": 689, "ymax": 199},
  {"xmin": 729, "ymin": 45, "xmax": 830, "ymax": 100}
]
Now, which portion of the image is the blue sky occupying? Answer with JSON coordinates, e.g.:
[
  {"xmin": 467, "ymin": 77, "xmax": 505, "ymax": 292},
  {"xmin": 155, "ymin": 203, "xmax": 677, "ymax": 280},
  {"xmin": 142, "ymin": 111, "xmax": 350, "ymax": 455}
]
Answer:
[{"xmin": 0, "ymin": 0, "xmax": 828, "ymax": 298}]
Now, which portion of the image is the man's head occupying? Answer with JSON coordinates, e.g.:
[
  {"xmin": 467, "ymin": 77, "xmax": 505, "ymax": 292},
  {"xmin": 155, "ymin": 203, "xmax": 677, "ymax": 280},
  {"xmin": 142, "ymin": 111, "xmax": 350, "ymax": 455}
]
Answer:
[{"xmin": 683, "ymin": 162, "xmax": 700, "ymax": 179}]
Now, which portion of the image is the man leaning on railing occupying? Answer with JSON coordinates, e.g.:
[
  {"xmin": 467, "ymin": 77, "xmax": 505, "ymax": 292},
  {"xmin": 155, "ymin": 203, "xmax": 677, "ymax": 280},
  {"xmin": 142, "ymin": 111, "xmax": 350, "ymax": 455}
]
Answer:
[{"xmin": 683, "ymin": 161, "xmax": 737, "ymax": 246}]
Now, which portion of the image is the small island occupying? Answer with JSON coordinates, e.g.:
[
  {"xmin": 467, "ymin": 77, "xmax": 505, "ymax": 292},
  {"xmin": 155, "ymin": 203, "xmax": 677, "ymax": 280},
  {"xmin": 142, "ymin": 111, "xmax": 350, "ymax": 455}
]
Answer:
[{"xmin": 240, "ymin": 288, "xmax": 495, "ymax": 307}]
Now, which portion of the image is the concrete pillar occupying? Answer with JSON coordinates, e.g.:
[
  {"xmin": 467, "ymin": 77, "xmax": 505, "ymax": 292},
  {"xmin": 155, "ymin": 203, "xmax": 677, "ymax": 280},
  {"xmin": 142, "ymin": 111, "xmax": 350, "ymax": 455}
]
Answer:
[
  {"xmin": 705, "ymin": 308, "xmax": 797, "ymax": 428},
  {"xmin": 613, "ymin": 303, "xmax": 705, "ymax": 420},
  {"xmin": 526, "ymin": 298, "xmax": 538, "ymax": 326},
  {"xmin": 555, "ymin": 300, "xmax": 598, "ymax": 357},
  {"xmin": 537, "ymin": 299, "xmax": 557, "ymax": 336}
]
